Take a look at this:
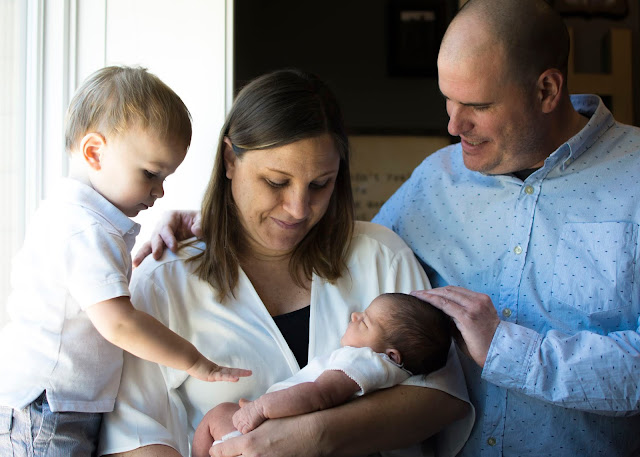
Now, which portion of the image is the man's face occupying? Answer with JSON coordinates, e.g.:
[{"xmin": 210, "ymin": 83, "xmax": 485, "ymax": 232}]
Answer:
[{"xmin": 438, "ymin": 38, "xmax": 547, "ymax": 175}]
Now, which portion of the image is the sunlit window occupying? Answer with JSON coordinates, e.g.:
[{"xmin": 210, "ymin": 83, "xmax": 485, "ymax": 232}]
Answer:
[{"xmin": 0, "ymin": 0, "xmax": 27, "ymax": 325}]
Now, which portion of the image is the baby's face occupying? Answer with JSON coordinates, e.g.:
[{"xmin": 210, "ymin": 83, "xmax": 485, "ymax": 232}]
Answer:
[
  {"xmin": 89, "ymin": 128, "xmax": 187, "ymax": 217},
  {"xmin": 340, "ymin": 295, "xmax": 390, "ymax": 352}
]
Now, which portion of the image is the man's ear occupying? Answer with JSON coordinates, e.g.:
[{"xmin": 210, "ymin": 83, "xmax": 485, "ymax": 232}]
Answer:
[
  {"xmin": 222, "ymin": 137, "xmax": 237, "ymax": 179},
  {"xmin": 385, "ymin": 348, "xmax": 402, "ymax": 366},
  {"xmin": 536, "ymin": 68, "xmax": 564, "ymax": 114},
  {"xmin": 80, "ymin": 133, "xmax": 106, "ymax": 170}
]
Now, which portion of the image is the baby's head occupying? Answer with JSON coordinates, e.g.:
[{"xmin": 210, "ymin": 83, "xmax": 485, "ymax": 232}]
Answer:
[
  {"xmin": 341, "ymin": 293, "xmax": 451, "ymax": 375},
  {"xmin": 64, "ymin": 66, "xmax": 192, "ymax": 217}
]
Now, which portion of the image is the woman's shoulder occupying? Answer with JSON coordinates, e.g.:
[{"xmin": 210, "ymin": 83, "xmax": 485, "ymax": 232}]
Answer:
[
  {"xmin": 133, "ymin": 238, "xmax": 205, "ymax": 280},
  {"xmin": 350, "ymin": 221, "xmax": 413, "ymax": 258}
]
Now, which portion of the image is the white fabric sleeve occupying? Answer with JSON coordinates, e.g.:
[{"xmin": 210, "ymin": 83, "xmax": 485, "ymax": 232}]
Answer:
[
  {"xmin": 65, "ymin": 223, "xmax": 131, "ymax": 309},
  {"xmin": 484, "ymin": 320, "xmax": 640, "ymax": 415},
  {"xmin": 326, "ymin": 346, "xmax": 410, "ymax": 396}
]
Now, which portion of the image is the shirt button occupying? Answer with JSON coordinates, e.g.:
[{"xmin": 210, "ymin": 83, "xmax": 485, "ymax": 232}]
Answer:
[
  {"xmin": 502, "ymin": 308, "xmax": 512, "ymax": 318},
  {"xmin": 513, "ymin": 245, "xmax": 523, "ymax": 255},
  {"xmin": 524, "ymin": 185, "xmax": 534, "ymax": 195},
  {"xmin": 487, "ymin": 437, "xmax": 497, "ymax": 446}
]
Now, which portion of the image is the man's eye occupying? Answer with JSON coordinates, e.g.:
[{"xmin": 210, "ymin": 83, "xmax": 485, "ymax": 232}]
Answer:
[
  {"xmin": 473, "ymin": 105, "xmax": 490, "ymax": 112},
  {"xmin": 266, "ymin": 179, "xmax": 286, "ymax": 188}
]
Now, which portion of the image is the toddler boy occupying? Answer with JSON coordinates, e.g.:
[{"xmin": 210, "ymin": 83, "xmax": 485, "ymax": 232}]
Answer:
[{"xmin": 0, "ymin": 66, "xmax": 250, "ymax": 456}]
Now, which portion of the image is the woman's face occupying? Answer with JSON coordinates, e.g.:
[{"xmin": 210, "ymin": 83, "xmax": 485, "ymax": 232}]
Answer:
[{"xmin": 224, "ymin": 133, "xmax": 341, "ymax": 259}]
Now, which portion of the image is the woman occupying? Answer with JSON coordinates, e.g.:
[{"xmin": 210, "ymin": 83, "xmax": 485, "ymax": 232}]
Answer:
[{"xmin": 99, "ymin": 69, "xmax": 474, "ymax": 457}]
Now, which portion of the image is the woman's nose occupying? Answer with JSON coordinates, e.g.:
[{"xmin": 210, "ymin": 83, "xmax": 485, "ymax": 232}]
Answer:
[{"xmin": 283, "ymin": 187, "xmax": 310, "ymax": 220}]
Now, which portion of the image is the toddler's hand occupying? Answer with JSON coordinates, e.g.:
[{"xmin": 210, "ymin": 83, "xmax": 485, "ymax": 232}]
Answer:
[
  {"xmin": 232, "ymin": 398, "xmax": 267, "ymax": 434},
  {"xmin": 188, "ymin": 358, "xmax": 252, "ymax": 382}
]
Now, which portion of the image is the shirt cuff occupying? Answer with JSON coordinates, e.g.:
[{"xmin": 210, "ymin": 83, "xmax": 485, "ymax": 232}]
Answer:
[{"xmin": 482, "ymin": 321, "xmax": 542, "ymax": 390}]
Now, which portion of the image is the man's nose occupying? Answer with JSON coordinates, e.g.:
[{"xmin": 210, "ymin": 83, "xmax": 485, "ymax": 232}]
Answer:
[{"xmin": 447, "ymin": 104, "xmax": 472, "ymax": 137}]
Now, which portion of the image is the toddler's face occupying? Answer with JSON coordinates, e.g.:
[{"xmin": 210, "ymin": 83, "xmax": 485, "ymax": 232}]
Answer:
[
  {"xmin": 340, "ymin": 295, "xmax": 390, "ymax": 352},
  {"xmin": 90, "ymin": 128, "xmax": 187, "ymax": 217}
]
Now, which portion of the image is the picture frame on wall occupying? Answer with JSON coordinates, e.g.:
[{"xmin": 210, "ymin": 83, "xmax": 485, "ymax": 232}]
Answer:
[
  {"xmin": 551, "ymin": 0, "xmax": 629, "ymax": 18},
  {"xmin": 387, "ymin": 0, "xmax": 454, "ymax": 78}
]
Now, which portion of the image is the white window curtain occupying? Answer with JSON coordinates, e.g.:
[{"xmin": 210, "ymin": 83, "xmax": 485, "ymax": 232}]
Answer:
[{"xmin": 0, "ymin": 0, "xmax": 28, "ymax": 326}]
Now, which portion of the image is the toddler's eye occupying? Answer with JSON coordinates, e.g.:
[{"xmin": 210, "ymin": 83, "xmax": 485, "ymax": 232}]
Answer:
[{"xmin": 144, "ymin": 170, "xmax": 157, "ymax": 179}]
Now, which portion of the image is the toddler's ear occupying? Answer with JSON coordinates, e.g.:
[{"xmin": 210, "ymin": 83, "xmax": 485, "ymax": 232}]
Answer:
[
  {"xmin": 80, "ymin": 133, "xmax": 106, "ymax": 170},
  {"xmin": 385, "ymin": 348, "xmax": 402, "ymax": 366}
]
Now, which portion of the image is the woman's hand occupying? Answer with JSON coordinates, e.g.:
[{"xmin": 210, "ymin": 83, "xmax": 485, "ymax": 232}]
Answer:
[
  {"xmin": 132, "ymin": 210, "xmax": 202, "ymax": 267},
  {"xmin": 209, "ymin": 385, "xmax": 468, "ymax": 457},
  {"xmin": 210, "ymin": 412, "xmax": 322, "ymax": 457}
]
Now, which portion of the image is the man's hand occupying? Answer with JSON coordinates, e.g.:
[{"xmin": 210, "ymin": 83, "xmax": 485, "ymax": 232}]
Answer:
[
  {"xmin": 132, "ymin": 210, "xmax": 202, "ymax": 267},
  {"xmin": 412, "ymin": 286, "xmax": 500, "ymax": 367},
  {"xmin": 232, "ymin": 398, "xmax": 267, "ymax": 434}
]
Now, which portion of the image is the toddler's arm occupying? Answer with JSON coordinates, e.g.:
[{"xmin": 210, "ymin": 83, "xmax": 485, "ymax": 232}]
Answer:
[
  {"xmin": 232, "ymin": 369, "xmax": 359, "ymax": 434},
  {"xmin": 86, "ymin": 296, "xmax": 251, "ymax": 382}
]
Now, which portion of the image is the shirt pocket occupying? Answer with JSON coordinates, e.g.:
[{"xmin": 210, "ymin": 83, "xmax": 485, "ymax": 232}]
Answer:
[{"xmin": 551, "ymin": 221, "xmax": 638, "ymax": 315}]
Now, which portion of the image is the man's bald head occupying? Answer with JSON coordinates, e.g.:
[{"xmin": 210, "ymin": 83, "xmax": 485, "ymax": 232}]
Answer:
[{"xmin": 441, "ymin": 0, "xmax": 570, "ymax": 88}]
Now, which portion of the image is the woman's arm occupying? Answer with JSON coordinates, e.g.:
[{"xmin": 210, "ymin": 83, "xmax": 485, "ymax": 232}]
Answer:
[
  {"xmin": 211, "ymin": 384, "xmax": 469, "ymax": 457},
  {"xmin": 106, "ymin": 444, "xmax": 182, "ymax": 457}
]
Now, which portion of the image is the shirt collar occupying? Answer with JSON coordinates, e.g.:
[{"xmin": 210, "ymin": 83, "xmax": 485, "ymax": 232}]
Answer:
[
  {"xmin": 556, "ymin": 94, "xmax": 616, "ymax": 170},
  {"xmin": 55, "ymin": 178, "xmax": 141, "ymax": 239}
]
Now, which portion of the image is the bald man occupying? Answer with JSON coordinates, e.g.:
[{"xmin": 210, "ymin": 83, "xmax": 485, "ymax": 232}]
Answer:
[{"xmin": 374, "ymin": 0, "xmax": 640, "ymax": 455}]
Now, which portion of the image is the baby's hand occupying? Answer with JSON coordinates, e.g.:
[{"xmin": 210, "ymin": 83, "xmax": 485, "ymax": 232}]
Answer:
[
  {"xmin": 188, "ymin": 358, "xmax": 252, "ymax": 382},
  {"xmin": 232, "ymin": 398, "xmax": 267, "ymax": 434}
]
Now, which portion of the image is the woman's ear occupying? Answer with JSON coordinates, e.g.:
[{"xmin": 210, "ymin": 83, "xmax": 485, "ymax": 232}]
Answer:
[
  {"xmin": 80, "ymin": 133, "xmax": 106, "ymax": 170},
  {"xmin": 222, "ymin": 137, "xmax": 237, "ymax": 179},
  {"xmin": 385, "ymin": 348, "xmax": 402, "ymax": 366},
  {"xmin": 536, "ymin": 68, "xmax": 564, "ymax": 114}
]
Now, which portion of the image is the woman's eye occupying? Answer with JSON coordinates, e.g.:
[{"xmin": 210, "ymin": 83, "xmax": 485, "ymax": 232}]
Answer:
[
  {"xmin": 310, "ymin": 180, "xmax": 330, "ymax": 190},
  {"xmin": 266, "ymin": 179, "xmax": 286, "ymax": 188}
]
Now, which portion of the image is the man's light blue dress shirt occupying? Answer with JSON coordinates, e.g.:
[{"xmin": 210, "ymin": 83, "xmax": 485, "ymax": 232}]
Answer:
[{"xmin": 374, "ymin": 95, "xmax": 640, "ymax": 456}]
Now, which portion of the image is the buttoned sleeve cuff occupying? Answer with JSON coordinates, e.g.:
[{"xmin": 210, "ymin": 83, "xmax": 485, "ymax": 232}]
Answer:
[{"xmin": 482, "ymin": 321, "xmax": 543, "ymax": 390}]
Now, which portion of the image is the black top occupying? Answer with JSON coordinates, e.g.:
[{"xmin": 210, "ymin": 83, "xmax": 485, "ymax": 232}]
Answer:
[{"xmin": 272, "ymin": 305, "xmax": 311, "ymax": 368}]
